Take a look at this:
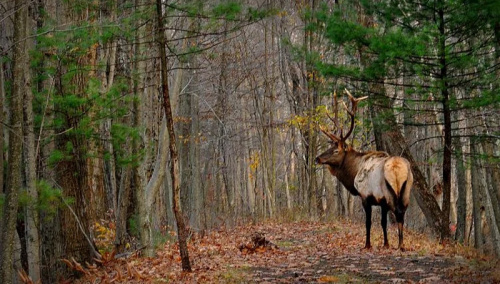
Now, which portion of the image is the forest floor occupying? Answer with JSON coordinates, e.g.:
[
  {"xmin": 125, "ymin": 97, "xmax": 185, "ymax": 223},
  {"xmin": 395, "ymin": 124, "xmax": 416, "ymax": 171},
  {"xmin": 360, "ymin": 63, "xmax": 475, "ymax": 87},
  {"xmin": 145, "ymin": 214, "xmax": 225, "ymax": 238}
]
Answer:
[{"xmin": 73, "ymin": 220, "xmax": 499, "ymax": 283}]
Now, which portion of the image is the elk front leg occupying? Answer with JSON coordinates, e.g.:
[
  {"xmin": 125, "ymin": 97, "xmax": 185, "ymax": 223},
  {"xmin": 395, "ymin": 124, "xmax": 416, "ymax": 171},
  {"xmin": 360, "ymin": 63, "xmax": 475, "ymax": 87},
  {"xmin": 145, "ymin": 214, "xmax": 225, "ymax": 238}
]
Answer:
[
  {"xmin": 363, "ymin": 202, "xmax": 372, "ymax": 249},
  {"xmin": 381, "ymin": 205, "xmax": 389, "ymax": 248}
]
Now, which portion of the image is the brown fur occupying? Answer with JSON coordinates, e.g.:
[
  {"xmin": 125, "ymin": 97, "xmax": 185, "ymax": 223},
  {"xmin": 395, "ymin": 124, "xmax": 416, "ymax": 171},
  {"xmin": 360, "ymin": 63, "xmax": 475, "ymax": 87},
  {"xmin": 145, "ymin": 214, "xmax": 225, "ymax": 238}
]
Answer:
[{"xmin": 383, "ymin": 157, "xmax": 409, "ymax": 197}]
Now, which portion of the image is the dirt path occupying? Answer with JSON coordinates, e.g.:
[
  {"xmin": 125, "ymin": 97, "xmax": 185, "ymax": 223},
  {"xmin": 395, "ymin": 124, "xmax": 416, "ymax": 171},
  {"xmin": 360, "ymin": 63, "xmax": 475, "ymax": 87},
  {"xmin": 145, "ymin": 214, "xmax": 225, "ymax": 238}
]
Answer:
[
  {"xmin": 75, "ymin": 220, "xmax": 499, "ymax": 283},
  {"xmin": 208, "ymin": 221, "xmax": 498, "ymax": 283},
  {"xmin": 250, "ymin": 242, "xmax": 470, "ymax": 283}
]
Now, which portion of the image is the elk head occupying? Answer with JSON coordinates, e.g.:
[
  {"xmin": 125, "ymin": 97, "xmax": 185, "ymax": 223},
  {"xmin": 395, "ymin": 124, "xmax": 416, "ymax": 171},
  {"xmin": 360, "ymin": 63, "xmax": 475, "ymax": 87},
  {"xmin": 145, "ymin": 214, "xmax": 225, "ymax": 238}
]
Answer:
[{"xmin": 315, "ymin": 89, "xmax": 368, "ymax": 173}]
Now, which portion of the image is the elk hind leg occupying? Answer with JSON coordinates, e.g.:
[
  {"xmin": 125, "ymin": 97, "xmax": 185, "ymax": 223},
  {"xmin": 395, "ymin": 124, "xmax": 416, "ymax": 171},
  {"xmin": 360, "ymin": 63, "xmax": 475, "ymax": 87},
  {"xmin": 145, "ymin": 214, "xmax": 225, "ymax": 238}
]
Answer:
[{"xmin": 395, "ymin": 208, "xmax": 406, "ymax": 251}]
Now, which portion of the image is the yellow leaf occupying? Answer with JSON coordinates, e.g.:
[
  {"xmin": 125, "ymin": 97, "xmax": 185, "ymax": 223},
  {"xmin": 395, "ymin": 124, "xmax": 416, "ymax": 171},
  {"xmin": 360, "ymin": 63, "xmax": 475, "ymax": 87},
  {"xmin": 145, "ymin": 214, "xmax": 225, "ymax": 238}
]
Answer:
[{"xmin": 318, "ymin": 275, "xmax": 339, "ymax": 283}]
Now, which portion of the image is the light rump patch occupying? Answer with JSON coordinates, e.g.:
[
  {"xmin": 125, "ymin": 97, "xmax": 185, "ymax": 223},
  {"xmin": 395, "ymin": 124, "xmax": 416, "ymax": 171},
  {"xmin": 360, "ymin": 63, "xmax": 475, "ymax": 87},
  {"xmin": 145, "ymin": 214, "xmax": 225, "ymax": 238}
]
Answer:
[{"xmin": 383, "ymin": 157, "xmax": 409, "ymax": 197}]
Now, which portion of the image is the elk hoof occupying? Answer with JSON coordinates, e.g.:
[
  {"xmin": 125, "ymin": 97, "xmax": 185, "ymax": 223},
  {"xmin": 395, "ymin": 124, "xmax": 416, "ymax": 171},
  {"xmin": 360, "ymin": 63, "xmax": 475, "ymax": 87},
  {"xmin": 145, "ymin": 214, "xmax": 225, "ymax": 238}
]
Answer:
[
  {"xmin": 362, "ymin": 245, "xmax": 372, "ymax": 251},
  {"xmin": 382, "ymin": 244, "xmax": 390, "ymax": 249}
]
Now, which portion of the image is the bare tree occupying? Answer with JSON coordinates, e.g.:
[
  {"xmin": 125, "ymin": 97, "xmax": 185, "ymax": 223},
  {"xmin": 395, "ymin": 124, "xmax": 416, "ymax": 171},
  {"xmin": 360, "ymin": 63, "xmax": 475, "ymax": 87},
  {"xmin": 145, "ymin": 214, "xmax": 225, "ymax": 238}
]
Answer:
[
  {"xmin": 0, "ymin": 0, "xmax": 27, "ymax": 282},
  {"xmin": 23, "ymin": 8, "xmax": 41, "ymax": 280},
  {"xmin": 156, "ymin": 0, "xmax": 191, "ymax": 271}
]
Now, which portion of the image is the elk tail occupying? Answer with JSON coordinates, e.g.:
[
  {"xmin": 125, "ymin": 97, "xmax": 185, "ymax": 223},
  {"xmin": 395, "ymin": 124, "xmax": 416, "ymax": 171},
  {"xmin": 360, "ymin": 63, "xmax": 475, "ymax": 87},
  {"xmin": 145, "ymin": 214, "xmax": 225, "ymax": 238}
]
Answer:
[{"xmin": 384, "ymin": 157, "xmax": 409, "ymax": 198}]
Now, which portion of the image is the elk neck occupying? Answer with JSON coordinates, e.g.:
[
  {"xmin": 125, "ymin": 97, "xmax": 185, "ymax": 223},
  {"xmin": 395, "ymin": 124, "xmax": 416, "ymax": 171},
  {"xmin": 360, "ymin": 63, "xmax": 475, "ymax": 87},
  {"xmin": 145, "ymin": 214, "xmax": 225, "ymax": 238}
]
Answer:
[{"xmin": 333, "ymin": 149, "xmax": 365, "ymax": 194}]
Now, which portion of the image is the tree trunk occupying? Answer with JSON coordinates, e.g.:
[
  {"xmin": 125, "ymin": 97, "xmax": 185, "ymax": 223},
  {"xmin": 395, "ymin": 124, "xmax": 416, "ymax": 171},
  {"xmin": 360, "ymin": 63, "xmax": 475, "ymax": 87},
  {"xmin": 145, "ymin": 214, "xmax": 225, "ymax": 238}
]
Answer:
[
  {"xmin": 37, "ymin": 0, "xmax": 63, "ymax": 280},
  {"xmin": 0, "ymin": 40, "xmax": 5, "ymax": 203},
  {"xmin": 115, "ymin": 166, "xmax": 132, "ymax": 252},
  {"xmin": 216, "ymin": 21, "xmax": 233, "ymax": 217},
  {"xmin": 99, "ymin": 1, "xmax": 119, "ymax": 215},
  {"xmin": 305, "ymin": 0, "xmax": 319, "ymax": 218},
  {"xmin": 471, "ymin": 141, "xmax": 485, "ymax": 252},
  {"xmin": 437, "ymin": 3, "xmax": 452, "ymax": 241},
  {"xmin": 0, "ymin": 1, "xmax": 26, "ymax": 282},
  {"xmin": 138, "ymin": 116, "xmax": 169, "ymax": 256},
  {"xmin": 84, "ymin": 3, "xmax": 107, "ymax": 246},
  {"xmin": 131, "ymin": 28, "xmax": 169, "ymax": 257},
  {"xmin": 263, "ymin": 11, "xmax": 277, "ymax": 218},
  {"xmin": 155, "ymin": 0, "xmax": 191, "ymax": 271},
  {"xmin": 481, "ymin": 161, "xmax": 500, "ymax": 257},
  {"xmin": 114, "ymin": 0, "xmax": 144, "ymax": 252},
  {"xmin": 189, "ymin": 90, "xmax": 202, "ymax": 229},
  {"xmin": 481, "ymin": 140, "xmax": 500, "ymax": 232},
  {"xmin": 474, "ymin": 142, "xmax": 500, "ymax": 257},
  {"xmin": 285, "ymin": 169, "xmax": 292, "ymax": 211},
  {"xmin": 176, "ymin": 22, "xmax": 195, "ymax": 227},
  {"xmin": 177, "ymin": 45, "xmax": 202, "ymax": 229},
  {"xmin": 453, "ymin": 137, "xmax": 467, "ymax": 243},
  {"xmin": 23, "ymin": 17, "xmax": 41, "ymax": 281}
]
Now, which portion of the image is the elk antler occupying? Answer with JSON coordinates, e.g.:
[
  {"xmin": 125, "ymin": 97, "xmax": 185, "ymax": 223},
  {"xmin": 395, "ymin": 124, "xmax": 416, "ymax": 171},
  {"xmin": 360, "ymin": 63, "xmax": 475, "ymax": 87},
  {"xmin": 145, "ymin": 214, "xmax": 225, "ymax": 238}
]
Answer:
[
  {"xmin": 320, "ymin": 125, "xmax": 341, "ymax": 143},
  {"xmin": 322, "ymin": 91, "xmax": 342, "ymax": 144},
  {"xmin": 342, "ymin": 89, "xmax": 368, "ymax": 141},
  {"xmin": 321, "ymin": 89, "xmax": 368, "ymax": 148}
]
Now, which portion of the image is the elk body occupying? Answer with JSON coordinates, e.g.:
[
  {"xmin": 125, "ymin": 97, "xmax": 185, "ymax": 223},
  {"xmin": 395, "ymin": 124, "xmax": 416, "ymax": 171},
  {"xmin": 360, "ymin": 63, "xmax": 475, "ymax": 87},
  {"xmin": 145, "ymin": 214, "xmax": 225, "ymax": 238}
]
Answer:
[{"xmin": 316, "ymin": 91, "xmax": 413, "ymax": 250}]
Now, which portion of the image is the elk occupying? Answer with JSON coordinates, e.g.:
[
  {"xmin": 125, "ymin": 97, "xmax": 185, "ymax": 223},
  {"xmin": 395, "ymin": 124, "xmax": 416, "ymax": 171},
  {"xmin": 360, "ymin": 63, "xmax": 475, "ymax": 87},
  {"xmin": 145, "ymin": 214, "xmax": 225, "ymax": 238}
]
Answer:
[{"xmin": 316, "ymin": 90, "xmax": 413, "ymax": 250}]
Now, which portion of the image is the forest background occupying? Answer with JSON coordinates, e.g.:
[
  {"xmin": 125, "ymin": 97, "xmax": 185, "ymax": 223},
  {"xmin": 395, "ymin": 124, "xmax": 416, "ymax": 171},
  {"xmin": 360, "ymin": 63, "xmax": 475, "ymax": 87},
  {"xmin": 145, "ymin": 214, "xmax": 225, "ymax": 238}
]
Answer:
[{"xmin": 0, "ymin": 0, "xmax": 499, "ymax": 283}]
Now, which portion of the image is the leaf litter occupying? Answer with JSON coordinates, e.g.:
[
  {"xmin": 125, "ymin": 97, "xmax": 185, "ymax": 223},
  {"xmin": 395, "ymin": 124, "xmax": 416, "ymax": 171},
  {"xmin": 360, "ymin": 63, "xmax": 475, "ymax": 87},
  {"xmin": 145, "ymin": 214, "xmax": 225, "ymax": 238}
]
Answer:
[{"xmin": 73, "ymin": 219, "xmax": 499, "ymax": 283}]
